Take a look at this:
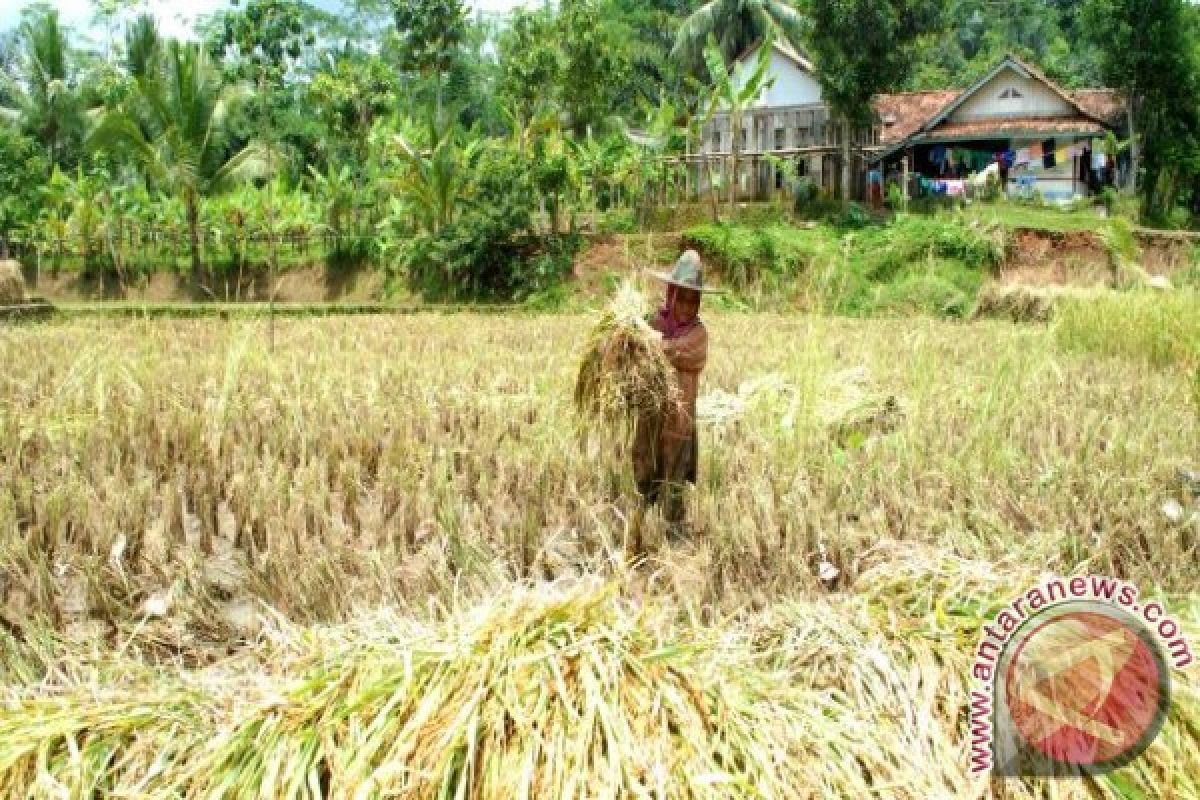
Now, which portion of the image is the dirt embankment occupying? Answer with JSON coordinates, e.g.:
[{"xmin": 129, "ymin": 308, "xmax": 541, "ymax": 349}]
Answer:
[
  {"xmin": 1002, "ymin": 230, "xmax": 1112, "ymax": 287},
  {"xmin": 1000, "ymin": 228, "xmax": 1196, "ymax": 288},
  {"xmin": 570, "ymin": 233, "xmax": 683, "ymax": 295},
  {"xmin": 21, "ymin": 264, "xmax": 388, "ymax": 304}
]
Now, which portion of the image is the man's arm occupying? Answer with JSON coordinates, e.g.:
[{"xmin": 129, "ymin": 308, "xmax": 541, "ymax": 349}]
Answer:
[{"xmin": 662, "ymin": 324, "xmax": 707, "ymax": 373}]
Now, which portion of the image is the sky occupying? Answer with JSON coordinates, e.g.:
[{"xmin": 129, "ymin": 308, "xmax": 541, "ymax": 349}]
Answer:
[{"xmin": 0, "ymin": 0, "xmax": 533, "ymax": 41}]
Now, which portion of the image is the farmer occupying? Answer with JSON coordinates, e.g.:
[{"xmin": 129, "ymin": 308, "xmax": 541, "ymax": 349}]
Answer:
[{"xmin": 629, "ymin": 250, "xmax": 720, "ymax": 546}]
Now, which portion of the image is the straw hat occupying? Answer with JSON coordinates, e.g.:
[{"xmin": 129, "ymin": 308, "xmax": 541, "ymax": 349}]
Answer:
[{"xmin": 646, "ymin": 250, "xmax": 725, "ymax": 293}]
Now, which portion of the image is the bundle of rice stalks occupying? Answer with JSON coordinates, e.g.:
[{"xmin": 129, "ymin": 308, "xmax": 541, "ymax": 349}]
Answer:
[
  {"xmin": 0, "ymin": 583, "xmax": 845, "ymax": 798},
  {"xmin": 0, "ymin": 260, "xmax": 25, "ymax": 306},
  {"xmin": 697, "ymin": 373, "xmax": 796, "ymax": 425},
  {"xmin": 972, "ymin": 283, "xmax": 1060, "ymax": 323},
  {"xmin": 816, "ymin": 366, "xmax": 905, "ymax": 447},
  {"xmin": 574, "ymin": 282, "xmax": 681, "ymax": 440}
]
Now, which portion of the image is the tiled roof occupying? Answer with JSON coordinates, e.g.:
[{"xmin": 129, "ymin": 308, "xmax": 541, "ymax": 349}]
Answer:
[
  {"xmin": 927, "ymin": 117, "xmax": 1107, "ymax": 139},
  {"xmin": 872, "ymin": 90, "xmax": 960, "ymax": 145},
  {"xmin": 1070, "ymin": 89, "xmax": 1125, "ymax": 126}
]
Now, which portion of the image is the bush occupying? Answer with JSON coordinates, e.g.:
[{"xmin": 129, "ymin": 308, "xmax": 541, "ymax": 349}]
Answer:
[
  {"xmin": 793, "ymin": 180, "xmax": 840, "ymax": 220},
  {"xmin": 1099, "ymin": 187, "xmax": 1119, "ymax": 215},
  {"xmin": 908, "ymin": 195, "xmax": 962, "ymax": 214},
  {"xmin": 981, "ymin": 173, "xmax": 1002, "ymax": 203},
  {"xmin": 833, "ymin": 202, "xmax": 874, "ymax": 230},
  {"xmin": 597, "ymin": 209, "xmax": 637, "ymax": 234},
  {"xmin": 839, "ymin": 257, "xmax": 981, "ymax": 318},
  {"xmin": 402, "ymin": 149, "xmax": 579, "ymax": 301},
  {"xmin": 681, "ymin": 223, "xmax": 827, "ymax": 288},
  {"xmin": 852, "ymin": 214, "xmax": 1007, "ymax": 278}
]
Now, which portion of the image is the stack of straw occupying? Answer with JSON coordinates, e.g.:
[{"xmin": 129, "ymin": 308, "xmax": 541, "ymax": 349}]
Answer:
[
  {"xmin": 574, "ymin": 282, "xmax": 681, "ymax": 440},
  {"xmin": 0, "ymin": 261, "xmax": 25, "ymax": 307}
]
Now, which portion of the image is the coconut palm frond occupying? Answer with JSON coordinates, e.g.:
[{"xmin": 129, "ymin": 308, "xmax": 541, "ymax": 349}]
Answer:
[{"xmin": 212, "ymin": 142, "xmax": 271, "ymax": 192}]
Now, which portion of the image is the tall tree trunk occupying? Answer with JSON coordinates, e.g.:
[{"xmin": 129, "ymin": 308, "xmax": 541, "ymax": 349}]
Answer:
[
  {"xmin": 706, "ymin": 157, "xmax": 720, "ymax": 222},
  {"xmin": 1125, "ymin": 92, "xmax": 1138, "ymax": 196},
  {"xmin": 186, "ymin": 193, "xmax": 202, "ymax": 277},
  {"xmin": 841, "ymin": 118, "xmax": 852, "ymax": 205},
  {"xmin": 435, "ymin": 68, "xmax": 443, "ymax": 130},
  {"xmin": 729, "ymin": 113, "xmax": 740, "ymax": 217}
]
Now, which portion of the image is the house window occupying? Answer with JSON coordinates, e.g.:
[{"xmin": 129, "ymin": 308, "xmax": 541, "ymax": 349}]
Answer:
[
  {"xmin": 999, "ymin": 87, "xmax": 1024, "ymax": 99},
  {"xmin": 712, "ymin": 129, "xmax": 721, "ymax": 151},
  {"xmin": 740, "ymin": 129, "xmax": 747, "ymax": 149},
  {"xmin": 774, "ymin": 127, "xmax": 786, "ymax": 151}
]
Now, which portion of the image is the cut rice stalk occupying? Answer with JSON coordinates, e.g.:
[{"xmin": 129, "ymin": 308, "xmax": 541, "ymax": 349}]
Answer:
[{"xmin": 574, "ymin": 282, "xmax": 682, "ymax": 444}]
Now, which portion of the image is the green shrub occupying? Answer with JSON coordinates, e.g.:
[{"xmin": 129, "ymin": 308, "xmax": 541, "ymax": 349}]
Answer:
[
  {"xmin": 1099, "ymin": 187, "xmax": 1119, "ymax": 215},
  {"xmin": 908, "ymin": 195, "xmax": 962, "ymax": 214},
  {"xmin": 681, "ymin": 223, "xmax": 828, "ymax": 288},
  {"xmin": 833, "ymin": 202, "xmax": 874, "ymax": 230},
  {"xmin": 597, "ymin": 209, "xmax": 637, "ymax": 234},
  {"xmin": 837, "ymin": 257, "xmax": 981, "ymax": 318},
  {"xmin": 981, "ymin": 174, "xmax": 1002, "ymax": 203},
  {"xmin": 402, "ymin": 149, "xmax": 578, "ymax": 301},
  {"xmin": 851, "ymin": 214, "xmax": 1007, "ymax": 279},
  {"xmin": 793, "ymin": 180, "xmax": 841, "ymax": 220}
]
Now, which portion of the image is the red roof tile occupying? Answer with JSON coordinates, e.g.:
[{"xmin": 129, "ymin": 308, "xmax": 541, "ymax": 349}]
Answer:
[
  {"xmin": 1070, "ymin": 89, "xmax": 1125, "ymax": 126},
  {"xmin": 872, "ymin": 90, "xmax": 960, "ymax": 145},
  {"xmin": 927, "ymin": 117, "xmax": 1107, "ymax": 139}
]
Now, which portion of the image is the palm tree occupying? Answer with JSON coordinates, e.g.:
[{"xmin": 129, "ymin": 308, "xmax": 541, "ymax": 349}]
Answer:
[
  {"xmin": 672, "ymin": 0, "xmax": 808, "ymax": 75},
  {"xmin": 702, "ymin": 31, "xmax": 776, "ymax": 218},
  {"xmin": 88, "ymin": 38, "xmax": 267, "ymax": 276},
  {"xmin": 0, "ymin": 9, "xmax": 81, "ymax": 172}
]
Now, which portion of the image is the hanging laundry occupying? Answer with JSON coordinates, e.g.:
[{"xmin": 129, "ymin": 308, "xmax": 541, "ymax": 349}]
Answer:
[
  {"xmin": 1042, "ymin": 139, "xmax": 1056, "ymax": 169},
  {"xmin": 1092, "ymin": 142, "xmax": 1106, "ymax": 170},
  {"xmin": 1028, "ymin": 141, "xmax": 1043, "ymax": 160}
]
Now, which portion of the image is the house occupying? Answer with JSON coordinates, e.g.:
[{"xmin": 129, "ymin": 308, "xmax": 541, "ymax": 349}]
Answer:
[
  {"xmin": 870, "ymin": 55, "xmax": 1127, "ymax": 203},
  {"xmin": 683, "ymin": 47, "xmax": 1125, "ymax": 205},
  {"xmin": 690, "ymin": 38, "xmax": 879, "ymax": 201}
]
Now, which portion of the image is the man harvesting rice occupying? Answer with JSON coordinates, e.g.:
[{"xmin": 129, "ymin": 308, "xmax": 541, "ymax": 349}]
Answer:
[{"xmin": 631, "ymin": 250, "xmax": 720, "ymax": 542}]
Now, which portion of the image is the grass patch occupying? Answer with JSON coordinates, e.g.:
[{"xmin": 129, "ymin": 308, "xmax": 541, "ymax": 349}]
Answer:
[
  {"xmin": 960, "ymin": 202, "xmax": 1112, "ymax": 233},
  {"xmin": 1054, "ymin": 290, "xmax": 1200, "ymax": 367},
  {"xmin": 681, "ymin": 222, "xmax": 836, "ymax": 289}
]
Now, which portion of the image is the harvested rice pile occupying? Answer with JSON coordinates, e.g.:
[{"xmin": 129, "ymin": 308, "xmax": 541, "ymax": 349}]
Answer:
[
  {"xmin": 0, "ymin": 584, "xmax": 853, "ymax": 798},
  {"xmin": 1, "ymin": 571, "xmax": 1196, "ymax": 799},
  {"xmin": 574, "ymin": 282, "xmax": 681, "ymax": 440},
  {"xmin": 0, "ymin": 261, "xmax": 24, "ymax": 306}
]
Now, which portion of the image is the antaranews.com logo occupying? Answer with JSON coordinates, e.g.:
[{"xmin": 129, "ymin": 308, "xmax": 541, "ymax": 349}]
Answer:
[{"xmin": 969, "ymin": 575, "xmax": 1194, "ymax": 778}]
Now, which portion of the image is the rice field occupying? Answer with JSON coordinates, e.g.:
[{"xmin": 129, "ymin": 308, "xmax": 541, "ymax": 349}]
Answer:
[{"xmin": 1, "ymin": 298, "xmax": 1198, "ymax": 797}]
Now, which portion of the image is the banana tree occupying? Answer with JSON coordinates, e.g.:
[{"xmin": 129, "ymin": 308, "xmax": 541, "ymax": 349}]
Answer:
[
  {"xmin": 308, "ymin": 163, "xmax": 363, "ymax": 261},
  {"xmin": 36, "ymin": 166, "xmax": 71, "ymax": 271},
  {"xmin": 65, "ymin": 167, "xmax": 104, "ymax": 278},
  {"xmin": 702, "ymin": 29, "xmax": 775, "ymax": 217},
  {"xmin": 387, "ymin": 120, "xmax": 483, "ymax": 235},
  {"xmin": 567, "ymin": 132, "xmax": 626, "ymax": 214}
]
